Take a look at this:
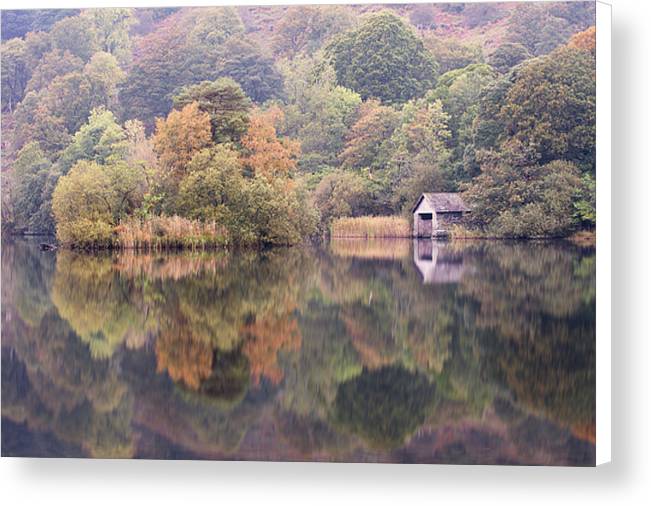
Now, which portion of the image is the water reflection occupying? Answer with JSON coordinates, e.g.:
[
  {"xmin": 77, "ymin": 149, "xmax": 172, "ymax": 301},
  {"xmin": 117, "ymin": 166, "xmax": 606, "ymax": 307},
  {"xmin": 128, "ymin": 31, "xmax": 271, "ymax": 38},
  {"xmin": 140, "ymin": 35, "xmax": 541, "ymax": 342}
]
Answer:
[{"xmin": 1, "ymin": 238, "xmax": 596, "ymax": 464}]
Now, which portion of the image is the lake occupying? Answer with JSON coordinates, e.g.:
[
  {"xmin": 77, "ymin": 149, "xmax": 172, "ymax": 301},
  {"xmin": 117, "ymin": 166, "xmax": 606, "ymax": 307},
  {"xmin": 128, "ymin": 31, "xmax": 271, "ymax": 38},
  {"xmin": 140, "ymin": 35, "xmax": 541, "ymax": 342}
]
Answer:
[{"xmin": 1, "ymin": 238, "xmax": 596, "ymax": 465}]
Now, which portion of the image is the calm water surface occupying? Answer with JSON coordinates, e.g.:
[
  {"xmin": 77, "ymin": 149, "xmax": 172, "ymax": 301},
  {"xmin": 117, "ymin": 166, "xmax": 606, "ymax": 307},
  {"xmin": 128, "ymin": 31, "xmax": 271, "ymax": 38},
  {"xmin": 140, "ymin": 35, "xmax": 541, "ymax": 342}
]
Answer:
[{"xmin": 1, "ymin": 238, "xmax": 596, "ymax": 465}]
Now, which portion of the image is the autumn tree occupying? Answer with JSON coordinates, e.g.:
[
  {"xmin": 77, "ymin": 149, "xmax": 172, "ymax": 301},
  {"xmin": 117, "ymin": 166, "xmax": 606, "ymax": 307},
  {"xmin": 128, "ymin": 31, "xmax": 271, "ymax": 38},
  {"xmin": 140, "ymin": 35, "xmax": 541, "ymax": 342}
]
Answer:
[
  {"xmin": 326, "ymin": 12, "xmax": 437, "ymax": 104},
  {"xmin": 152, "ymin": 102, "xmax": 212, "ymax": 185},
  {"xmin": 241, "ymin": 107, "xmax": 300, "ymax": 180},
  {"xmin": 568, "ymin": 26, "xmax": 596, "ymax": 56}
]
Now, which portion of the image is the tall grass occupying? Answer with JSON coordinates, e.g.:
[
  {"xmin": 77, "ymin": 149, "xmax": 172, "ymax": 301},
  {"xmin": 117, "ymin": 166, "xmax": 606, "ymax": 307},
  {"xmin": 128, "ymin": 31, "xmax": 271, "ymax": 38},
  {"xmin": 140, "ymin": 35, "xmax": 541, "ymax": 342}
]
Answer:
[
  {"xmin": 330, "ymin": 216, "xmax": 411, "ymax": 238},
  {"xmin": 115, "ymin": 216, "xmax": 229, "ymax": 250}
]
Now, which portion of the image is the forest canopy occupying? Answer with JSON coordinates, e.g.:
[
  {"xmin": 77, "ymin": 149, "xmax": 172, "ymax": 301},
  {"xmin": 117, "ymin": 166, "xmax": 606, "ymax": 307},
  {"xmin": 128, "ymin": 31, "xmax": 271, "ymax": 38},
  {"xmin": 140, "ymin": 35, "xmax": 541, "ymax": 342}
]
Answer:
[{"xmin": 0, "ymin": 3, "xmax": 596, "ymax": 245}]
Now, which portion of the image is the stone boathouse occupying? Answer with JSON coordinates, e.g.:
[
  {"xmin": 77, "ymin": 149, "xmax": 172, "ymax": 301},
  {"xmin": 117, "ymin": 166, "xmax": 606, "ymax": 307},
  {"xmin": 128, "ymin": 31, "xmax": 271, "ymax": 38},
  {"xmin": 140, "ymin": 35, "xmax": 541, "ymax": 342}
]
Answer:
[{"xmin": 411, "ymin": 192, "xmax": 470, "ymax": 238}]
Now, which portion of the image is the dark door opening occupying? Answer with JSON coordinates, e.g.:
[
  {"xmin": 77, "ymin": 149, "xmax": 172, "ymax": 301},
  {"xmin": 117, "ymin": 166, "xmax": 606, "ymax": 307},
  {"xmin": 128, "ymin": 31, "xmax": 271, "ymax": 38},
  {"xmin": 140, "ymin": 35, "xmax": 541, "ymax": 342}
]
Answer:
[{"xmin": 418, "ymin": 213, "xmax": 433, "ymax": 238}]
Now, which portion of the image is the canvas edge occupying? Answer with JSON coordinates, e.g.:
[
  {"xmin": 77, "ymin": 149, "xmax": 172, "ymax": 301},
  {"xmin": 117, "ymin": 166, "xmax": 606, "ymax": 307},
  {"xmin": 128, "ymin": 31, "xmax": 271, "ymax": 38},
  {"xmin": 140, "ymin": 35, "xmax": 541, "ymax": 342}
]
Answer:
[{"xmin": 596, "ymin": 0, "xmax": 612, "ymax": 467}]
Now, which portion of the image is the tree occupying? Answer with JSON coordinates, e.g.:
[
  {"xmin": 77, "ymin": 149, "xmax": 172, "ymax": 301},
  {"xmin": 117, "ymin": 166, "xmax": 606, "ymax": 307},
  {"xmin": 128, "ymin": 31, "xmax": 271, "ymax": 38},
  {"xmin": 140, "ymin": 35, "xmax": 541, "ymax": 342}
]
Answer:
[
  {"xmin": 177, "ymin": 145, "xmax": 244, "ymax": 222},
  {"xmin": 1, "ymin": 38, "xmax": 30, "ymax": 112},
  {"xmin": 81, "ymin": 8, "xmax": 136, "ymax": 65},
  {"xmin": 272, "ymin": 5, "xmax": 356, "ymax": 57},
  {"xmin": 10, "ymin": 142, "xmax": 52, "ymax": 232},
  {"xmin": 507, "ymin": 3, "xmax": 573, "ymax": 56},
  {"xmin": 568, "ymin": 26, "xmax": 596, "ymax": 56},
  {"xmin": 488, "ymin": 43, "xmax": 532, "ymax": 74},
  {"xmin": 424, "ymin": 36, "xmax": 484, "ymax": 74},
  {"xmin": 82, "ymin": 51, "xmax": 126, "ymax": 112},
  {"xmin": 1, "ymin": 9, "xmax": 79, "ymax": 40},
  {"xmin": 119, "ymin": 7, "xmax": 245, "ymax": 129},
  {"xmin": 49, "ymin": 14, "xmax": 99, "ymax": 61},
  {"xmin": 12, "ymin": 91, "xmax": 71, "ymax": 154},
  {"xmin": 25, "ymin": 49, "xmax": 84, "ymax": 94},
  {"xmin": 52, "ymin": 160, "xmax": 146, "ymax": 247},
  {"xmin": 463, "ymin": 141, "xmax": 583, "ymax": 237},
  {"xmin": 388, "ymin": 100, "xmax": 453, "ymax": 211},
  {"xmin": 326, "ymin": 12, "xmax": 437, "ymax": 104},
  {"xmin": 428, "ymin": 63, "xmax": 498, "ymax": 178},
  {"xmin": 499, "ymin": 46, "xmax": 596, "ymax": 172},
  {"xmin": 313, "ymin": 170, "xmax": 374, "ymax": 225},
  {"xmin": 58, "ymin": 108, "xmax": 129, "ymax": 173},
  {"xmin": 218, "ymin": 38, "xmax": 283, "ymax": 103},
  {"xmin": 280, "ymin": 57, "xmax": 362, "ymax": 173},
  {"xmin": 339, "ymin": 99, "xmax": 400, "ymax": 171},
  {"xmin": 241, "ymin": 107, "xmax": 300, "ymax": 180},
  {"xmin": 173, "ymin": 78, "xmax": 252, "ymax": 144},
  {"xmin": 152, "ymin": 102, "xmax": 212, "ymax": 184}
]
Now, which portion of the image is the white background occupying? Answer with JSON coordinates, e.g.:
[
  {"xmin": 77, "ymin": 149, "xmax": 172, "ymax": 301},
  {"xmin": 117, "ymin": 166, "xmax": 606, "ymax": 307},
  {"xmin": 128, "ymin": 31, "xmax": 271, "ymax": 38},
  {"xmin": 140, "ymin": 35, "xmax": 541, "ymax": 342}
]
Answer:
[{"xmin": 1, "ymin": 0, "xmax": 650, "ymax": 504}]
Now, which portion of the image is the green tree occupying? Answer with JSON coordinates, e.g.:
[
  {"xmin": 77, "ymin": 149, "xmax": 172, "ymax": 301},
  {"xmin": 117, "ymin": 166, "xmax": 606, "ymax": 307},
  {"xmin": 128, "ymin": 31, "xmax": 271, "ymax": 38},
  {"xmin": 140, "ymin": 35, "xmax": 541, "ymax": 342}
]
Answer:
[
  {"xmin": 313, "ymin": 170, "xmax": 374, "ymax": 226},
  {"xmin": 280, "ymin": 57, "xmax": 362, "ymax": 173},
  {"xmin": 49, "ymin": 14, "xmax": 99, "ymax": 61},
  {"xmin": 463, "ymin": 142, "xmax": 584, "ymax": 238},
  {"xmin": 81, "ymin": 8, "xmax": 136, "ymax": 65},
  {"xmin": 52, "ymin": 160, "xmax": 146, "ymax": 247},
  {"xmin": 10, "ymin": 142, "xmax": 52, "ymax": 232},
  {"xmin": 428, "ymin": 63, "xmax": 498, "ymax": 179},
  {"xmin": 218, "ymin": 38, "xmax": 283, "ymax": 103},
  {"xmin": 1, "ymin": 38, "xmax": 30, "ymax": 112},
  {"xmin": 326, "ymin": 12, "xmax": 437, "ymax": 104},
  {"xmin": 499, "ymin": 46, "xmax": 596, "ymax": 172},
  {"xmin": 424, "ymin": 36, "xmax": 484, "ymax": 74},
  {"xmin": 177, "ymin": 145, "xmax": 244, "ymax": 222},
  {"xmin": 507, "ymin": 3, "xmax": 573, "ymax": 56},
  {"xmin": 388, "ymin": 99, "xmax": 453, "ymax": 211},
  {"xmin": 173, "ymin": 78, "xmax": 251, "ymax": 144},
  {"xmin": 488, "ymin": 43, "xmax": 532, "ymax": 74},
  {"xmin": 58, "ymin": 108, "xmax": 129, "ymax": 173}
]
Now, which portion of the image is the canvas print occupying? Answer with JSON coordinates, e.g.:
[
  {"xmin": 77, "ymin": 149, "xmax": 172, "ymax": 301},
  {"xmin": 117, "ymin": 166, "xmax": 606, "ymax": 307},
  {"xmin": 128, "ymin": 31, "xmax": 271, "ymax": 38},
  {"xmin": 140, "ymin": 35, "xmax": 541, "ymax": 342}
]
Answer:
[{"xmin": 0, "ymin": 2, "xmax": 597, "ymax": 465}]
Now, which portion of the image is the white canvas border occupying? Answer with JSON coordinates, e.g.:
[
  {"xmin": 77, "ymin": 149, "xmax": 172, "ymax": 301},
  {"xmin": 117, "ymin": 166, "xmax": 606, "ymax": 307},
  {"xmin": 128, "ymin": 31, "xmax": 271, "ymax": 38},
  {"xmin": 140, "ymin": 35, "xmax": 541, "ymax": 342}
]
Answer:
[{"xmin": 596, "ymin": 0, "xmax": 612, "ymax": 466}]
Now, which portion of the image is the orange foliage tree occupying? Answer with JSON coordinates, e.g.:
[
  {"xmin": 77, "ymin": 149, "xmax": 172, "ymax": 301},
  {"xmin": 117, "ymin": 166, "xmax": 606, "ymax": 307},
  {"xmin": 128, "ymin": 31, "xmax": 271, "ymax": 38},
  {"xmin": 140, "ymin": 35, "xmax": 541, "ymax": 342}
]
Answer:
[
  {"xmin": 241, "ymin": 106, "xmax": 300, "ymax": 180},
  {"xmin": 152, "ymin": 102, "xmax": 212, "ymax": 183},
  {"xmin": 567, "ymin": 26, "xmax": 596, "ymax": 55}
]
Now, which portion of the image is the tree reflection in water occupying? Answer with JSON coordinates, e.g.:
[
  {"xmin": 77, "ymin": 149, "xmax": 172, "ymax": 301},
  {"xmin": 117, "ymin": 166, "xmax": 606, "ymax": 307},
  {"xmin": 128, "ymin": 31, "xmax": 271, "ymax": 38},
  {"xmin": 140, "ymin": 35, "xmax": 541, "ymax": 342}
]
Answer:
[{"xmin": 1, "ymin": 238, "xmax": 595, "ymax": 464}]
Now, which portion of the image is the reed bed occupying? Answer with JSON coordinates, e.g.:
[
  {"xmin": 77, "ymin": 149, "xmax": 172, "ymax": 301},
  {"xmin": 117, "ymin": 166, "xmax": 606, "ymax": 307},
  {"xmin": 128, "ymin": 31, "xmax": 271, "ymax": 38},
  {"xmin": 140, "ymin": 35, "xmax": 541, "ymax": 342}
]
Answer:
[
  {"xmin": 115, "ymin": 216, "xmax": 229, "ymax": 250},
  {"xmin": 330, "ymin": 216, "xmax": 411, "ymax": 238}
]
